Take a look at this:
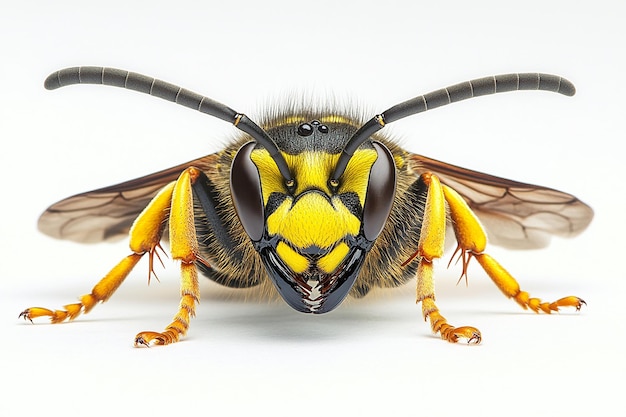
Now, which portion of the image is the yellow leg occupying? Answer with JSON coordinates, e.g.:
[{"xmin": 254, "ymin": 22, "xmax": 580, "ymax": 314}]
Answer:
[
  {"xmin": 21, "ymin": 167, "xmax": 208, "ymax": 347},
  {"xmin": 414, "ymin": 173, "xmax": 481, "ymax": 344},
  {"xmin": 19, "ymin": 182, "xmax": 176, "ymax": 324},
  {"xmin": 442, "ymin": 183, "xmax": 585, "ymax": 313},
  {"xmin": 19, "ymin": 254, "xmax": 143, "ymax": 323},
  {"xmin": 134, "ymin": 167, "xmax": 204, "ymax": 347}
]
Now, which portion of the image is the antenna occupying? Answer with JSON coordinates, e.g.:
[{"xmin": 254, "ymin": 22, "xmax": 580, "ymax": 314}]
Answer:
[
  {"xmin": 45, "ymin": 66, "xmax": 294, "ymax": 186},
  {"xmin": 331, "ymin": 73, "xmax": 575, "ymax": 183}
]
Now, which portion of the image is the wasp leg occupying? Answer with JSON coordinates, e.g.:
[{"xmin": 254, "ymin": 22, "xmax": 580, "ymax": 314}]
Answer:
[
  {"xmin": 134, "ymin": 167, "xmax": 203, "ymax": 347},
  {"xmin": 19, "ymin": 182, "xmax": 176, "ymax": 325},
  {"xmin": 442, "ymin": 183, "xmax": 586, "ymax": 313},
  {"xmin": 413, "ymin": 173, "xmax": 482, "ymax": 344}
]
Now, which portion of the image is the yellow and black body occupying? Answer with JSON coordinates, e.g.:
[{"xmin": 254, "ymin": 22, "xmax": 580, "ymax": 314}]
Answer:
[{"xmin": 20, "ymin": 67, "xmax": 593, "ymax": 346}]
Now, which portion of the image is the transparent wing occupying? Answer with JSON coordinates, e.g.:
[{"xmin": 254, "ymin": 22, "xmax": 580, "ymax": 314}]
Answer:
[
  {"xmin": 411, "ymin": 154, "xmax": 594, "ymax": 249},
  {"xmin": 38, "ymin": 154, "xmax": 219, "ymax": 243}
]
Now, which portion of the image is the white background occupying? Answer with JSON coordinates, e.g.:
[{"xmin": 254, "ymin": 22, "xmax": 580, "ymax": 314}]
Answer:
[{"xmin": 1, "ymin": 1, "xmax": 623, "ymax": 416}]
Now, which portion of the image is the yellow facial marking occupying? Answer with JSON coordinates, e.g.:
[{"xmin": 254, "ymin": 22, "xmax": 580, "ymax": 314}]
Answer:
[
  {"xmin": 318, "ymin": 242, "xmax": 350, "ymax": 273},
  {"xmin": 287, "ymin": 151, "xmax": 336, "ymax": 195},
  {"xmin": 337, "ymin": 150, "xmax": 377, "ymax": 207},
  {"xmin": 276, "ymin": 241, "xmax": 309, "ymax": 273},
  {"xmin": 249, "ymin": 149, "xmax": 285, "ymax": 204}
]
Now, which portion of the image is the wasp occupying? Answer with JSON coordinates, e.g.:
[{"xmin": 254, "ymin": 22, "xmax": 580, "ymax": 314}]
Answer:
[{"xmin": 20, "ymin": 67, "xmax": 593, "ymax": 346}]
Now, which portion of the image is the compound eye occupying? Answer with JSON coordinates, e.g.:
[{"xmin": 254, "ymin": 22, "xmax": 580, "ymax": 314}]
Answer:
[
  {"xmin": 230, "ymin": 142, "xmax": 265, "ymax": 242},
  {"xmin": 362, "ymin": 141, "xmax": 397, "ymax": 241}
]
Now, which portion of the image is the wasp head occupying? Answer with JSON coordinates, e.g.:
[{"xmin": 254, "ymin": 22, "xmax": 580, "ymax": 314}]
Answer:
[{"xmin": 230, "ymin": 117, "xmax": 396, "ymax": 313}]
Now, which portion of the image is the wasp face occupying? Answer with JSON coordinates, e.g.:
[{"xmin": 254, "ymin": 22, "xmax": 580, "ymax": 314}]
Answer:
[{"xmin": 230, "ymin": 118, "xmax": 397, "ymax": 313}]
